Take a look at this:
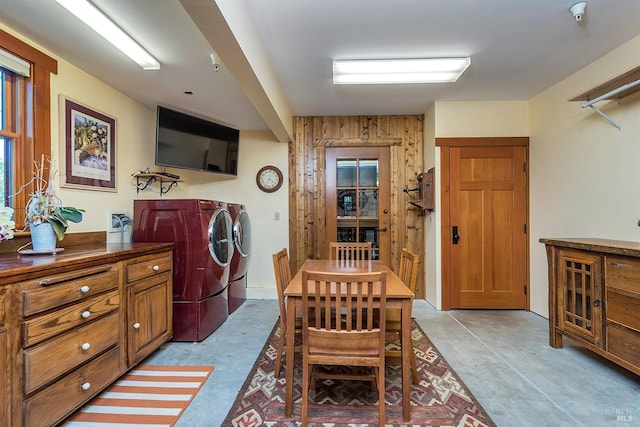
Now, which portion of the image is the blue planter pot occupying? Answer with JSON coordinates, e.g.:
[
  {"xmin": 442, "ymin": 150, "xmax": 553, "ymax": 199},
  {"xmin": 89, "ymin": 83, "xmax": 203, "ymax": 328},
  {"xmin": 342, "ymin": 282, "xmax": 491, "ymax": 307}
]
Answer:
[{"xmin": 30, "ymin": 223, "xmax": 57, "ymax": 251}]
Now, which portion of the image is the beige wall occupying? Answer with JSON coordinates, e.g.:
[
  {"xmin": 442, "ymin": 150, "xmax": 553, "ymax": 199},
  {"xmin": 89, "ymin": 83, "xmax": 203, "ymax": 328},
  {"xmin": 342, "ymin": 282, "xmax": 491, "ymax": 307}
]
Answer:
[
  {"xmin": 529, "ymin": 34, "xmax": 640, "ymax": 316},
  {"xmin": 4, "ymin": 24, "xmax": 290, "ymax": 296},
  {"xmin": 433, "ymin": 101, "xmax": 529, "ymax": 137}
]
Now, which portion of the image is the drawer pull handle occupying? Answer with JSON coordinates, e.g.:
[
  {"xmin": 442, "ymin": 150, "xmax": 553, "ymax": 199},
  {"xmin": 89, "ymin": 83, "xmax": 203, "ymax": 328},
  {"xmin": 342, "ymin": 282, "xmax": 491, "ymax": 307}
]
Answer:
[
  {"xmin": 81, "ymin": 311, "xmax": 91, "ymax": 319},
  {"xmin": 153, "ymin": 265, "xmax": 160, "ymax": 271},
  {"xmin": 81, "ymin": 382, "xmax": 91, "ymax": 391},
  {"xmin": 81, "ymin": 342, "xmax": 91, "ymax": 351},
  {"xmin": 80, "ymin": 285, "xmax": 90, "ymax": 293},
  {"xmin": 133, "ymin": 322, "xmax": 140, "ymax": 329}
]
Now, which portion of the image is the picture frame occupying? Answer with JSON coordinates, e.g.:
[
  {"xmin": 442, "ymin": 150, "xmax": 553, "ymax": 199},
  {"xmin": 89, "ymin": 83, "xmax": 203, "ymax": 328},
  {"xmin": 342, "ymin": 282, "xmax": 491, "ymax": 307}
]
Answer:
[{"xmin": 60, "ymin": 96, "xmax": 116, "ymax": 192}]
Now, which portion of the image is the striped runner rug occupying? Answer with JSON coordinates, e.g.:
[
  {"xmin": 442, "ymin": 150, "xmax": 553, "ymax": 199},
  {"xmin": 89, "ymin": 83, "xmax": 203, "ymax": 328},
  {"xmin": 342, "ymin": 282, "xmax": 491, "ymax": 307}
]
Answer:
[{"xmin": 63, "ymin": 365, "xmax": 214, "ymax": 427}]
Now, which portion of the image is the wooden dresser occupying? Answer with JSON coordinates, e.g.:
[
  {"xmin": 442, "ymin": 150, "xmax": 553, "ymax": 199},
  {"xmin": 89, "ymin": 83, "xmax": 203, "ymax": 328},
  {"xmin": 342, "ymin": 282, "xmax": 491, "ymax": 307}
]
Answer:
[
  {"xmin": 540, "ymin": 238, "xmax": 640, "ymax": 376},
  {"xmin": 0, "ymin": 240, "xmax": 173, "ymax": 427}
]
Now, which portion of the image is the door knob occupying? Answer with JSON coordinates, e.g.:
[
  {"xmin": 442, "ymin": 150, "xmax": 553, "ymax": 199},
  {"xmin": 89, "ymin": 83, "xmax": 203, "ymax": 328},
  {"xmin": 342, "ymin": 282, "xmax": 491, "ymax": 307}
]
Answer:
[
  {"xmin": 376, "ymin": 227, "xmax": 388, "ymax": 232},
  {"xmin": 452, "ymin": 226, "xmax": 460, "ymax": 244}
]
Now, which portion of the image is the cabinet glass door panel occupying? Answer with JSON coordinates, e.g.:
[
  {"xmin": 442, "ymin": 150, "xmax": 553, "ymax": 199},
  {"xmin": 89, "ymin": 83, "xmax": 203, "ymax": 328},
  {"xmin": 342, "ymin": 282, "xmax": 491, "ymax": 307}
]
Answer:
[{"xmin": 558, "ymin": 251, "xmax": 602, "ymax": 345}]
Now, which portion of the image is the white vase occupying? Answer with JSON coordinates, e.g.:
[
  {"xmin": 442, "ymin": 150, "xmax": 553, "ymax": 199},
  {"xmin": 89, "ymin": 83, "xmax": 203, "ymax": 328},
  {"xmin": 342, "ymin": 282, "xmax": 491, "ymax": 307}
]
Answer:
[{"xmin": 30, "ymin": 223, "xmax": 57, "ymax": 251}]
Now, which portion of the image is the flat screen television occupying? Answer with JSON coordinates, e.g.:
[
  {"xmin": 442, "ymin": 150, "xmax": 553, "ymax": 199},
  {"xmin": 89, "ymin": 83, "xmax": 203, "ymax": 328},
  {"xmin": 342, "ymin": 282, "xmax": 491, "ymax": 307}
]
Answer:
[{"xmin": 155, "ymin": 106, "xmax": 240, "ymax": 176}]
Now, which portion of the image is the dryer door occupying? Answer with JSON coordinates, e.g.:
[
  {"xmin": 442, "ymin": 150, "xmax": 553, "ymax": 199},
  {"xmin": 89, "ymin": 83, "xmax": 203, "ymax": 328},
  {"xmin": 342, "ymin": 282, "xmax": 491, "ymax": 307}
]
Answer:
[
  {"xmin": 233, "ymin": 210, "xmax": 251, "ymax": 258},
  {"xmin": 208, "ymin": 208, "xmax": 233, "ymax": 267}
]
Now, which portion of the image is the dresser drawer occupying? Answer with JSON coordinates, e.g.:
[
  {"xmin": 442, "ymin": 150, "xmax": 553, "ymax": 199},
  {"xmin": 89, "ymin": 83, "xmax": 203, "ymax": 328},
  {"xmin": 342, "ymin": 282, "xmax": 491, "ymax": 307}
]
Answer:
[
  {"xmin": 607, "ymin": 322, "xmax": 640, "ymax": 368},
  {"xmin": 23, "ymin": 311, "xmax": 120, "ymax": 394},
  {"xmin": 23, "ymin": 291, "xmax": 120, "ymax": 347},
  {"xmin": 606, "ymin": 287, "xmax": 640, "ymax": 332},
  {"xmin": 606, "ymin": 256, "xmax": 640, "ymax": 294},
  {"xmin": 22, "ymin": 265, "xmax": 119, "ymax": 317},
  {"xmin": 23, "ymin": 346, "xmax": 121, "ymax": 427},
  {"xmin": 126, "ymin": 252, "xmax": 172, "ymax": 283}
]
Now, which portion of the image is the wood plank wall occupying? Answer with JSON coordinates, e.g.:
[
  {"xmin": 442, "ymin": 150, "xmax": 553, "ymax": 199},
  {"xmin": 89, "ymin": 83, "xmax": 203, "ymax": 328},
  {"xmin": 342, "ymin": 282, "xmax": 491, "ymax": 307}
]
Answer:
[{"xmin": 289, "ymin": 115, "xmax": 426, "ymax": 298}]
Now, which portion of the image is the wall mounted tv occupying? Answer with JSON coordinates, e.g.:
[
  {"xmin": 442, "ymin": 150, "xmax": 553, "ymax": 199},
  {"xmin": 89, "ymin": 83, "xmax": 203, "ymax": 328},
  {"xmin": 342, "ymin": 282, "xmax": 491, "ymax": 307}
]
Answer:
[{"xmin": 155, "ymin": 105, "xmax": 240, "ymax": 176}]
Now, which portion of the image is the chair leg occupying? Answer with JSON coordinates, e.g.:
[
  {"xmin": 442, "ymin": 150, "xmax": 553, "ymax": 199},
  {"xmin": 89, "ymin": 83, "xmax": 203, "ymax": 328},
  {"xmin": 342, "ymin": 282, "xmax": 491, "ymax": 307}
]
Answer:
[
  {"xmin": 274, "ymin": 331, "xmax": 285, "ymax": 378},
  {"xmin": 302, "ymin": 361, "xmax": 310, "ymax": 426},
  {"xmin": 409, "ymin": 340, "xmax": 419, "ymax": 385},
  {"xmin": 377, "ymin": 365, "xmax": 385, "ymax": 423}
]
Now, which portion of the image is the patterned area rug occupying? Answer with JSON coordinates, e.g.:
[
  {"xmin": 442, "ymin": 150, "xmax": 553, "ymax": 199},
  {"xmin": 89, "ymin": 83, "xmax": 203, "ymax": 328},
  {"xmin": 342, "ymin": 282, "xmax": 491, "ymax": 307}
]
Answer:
[
  {"xmin": 224, "ymin": 320, "xmax": 495, "ymax": 427},
  {"xmin": 63, "ymin": 365, "xmax": 214, "ymax": 426}
]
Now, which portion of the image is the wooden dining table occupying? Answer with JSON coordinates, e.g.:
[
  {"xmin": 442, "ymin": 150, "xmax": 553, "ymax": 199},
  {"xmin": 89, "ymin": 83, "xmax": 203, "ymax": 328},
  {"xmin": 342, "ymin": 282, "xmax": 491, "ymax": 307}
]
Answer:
[{"xmin": 284, "ymin": 258, "xmax": 415, "ymax": 421}]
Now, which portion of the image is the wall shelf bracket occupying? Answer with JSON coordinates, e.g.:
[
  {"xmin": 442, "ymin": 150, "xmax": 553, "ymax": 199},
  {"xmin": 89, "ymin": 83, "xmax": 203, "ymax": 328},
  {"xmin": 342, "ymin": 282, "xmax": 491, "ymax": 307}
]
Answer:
[{"xmin": 132, "ymin": 172, "xmax": 182, "ymax": 195}]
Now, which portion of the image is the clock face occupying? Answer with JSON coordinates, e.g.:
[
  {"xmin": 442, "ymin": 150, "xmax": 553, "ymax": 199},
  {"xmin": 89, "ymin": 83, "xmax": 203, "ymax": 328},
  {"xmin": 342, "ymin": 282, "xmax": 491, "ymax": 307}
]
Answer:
[{"xmin": 257, "ymin": 166, "xmax": 283, "ymax": 192}]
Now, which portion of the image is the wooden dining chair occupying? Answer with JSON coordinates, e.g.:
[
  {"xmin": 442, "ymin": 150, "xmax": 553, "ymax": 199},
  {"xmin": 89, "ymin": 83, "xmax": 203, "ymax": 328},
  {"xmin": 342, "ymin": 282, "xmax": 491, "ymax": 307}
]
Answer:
[
  {"xmin": 300, "ymin": 270, "xmax": 387, "ymax": 426},
  {"xmin": 385, "ymin": 248, "xmax": 420, "ymax": 384},
  {"xmin": 272, "ymin": 248, "xmax": 302, "ymax": 377},
  {"xmin": 329, "ymin": 241, "xmax": 372, "ymax": 260}
]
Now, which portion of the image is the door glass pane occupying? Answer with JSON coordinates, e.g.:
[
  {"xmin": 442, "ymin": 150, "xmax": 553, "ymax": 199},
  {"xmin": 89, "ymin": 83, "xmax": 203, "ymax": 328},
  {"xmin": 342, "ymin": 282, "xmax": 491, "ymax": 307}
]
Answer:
[
  {"xmin": 337, "ymin": 189, "xmax": 356, "ymax": 217},
  {"xmin": 337, "ymin": 159, "xmax": 356, "ymax": 187},
  {"xmin": 360, "ymin": 218, "xmax": 379, "ymax": 260},
  {"xmin": 337, "ymin": 219, "xmax": 357, "ymax": 242},
  {"xmin": 359, "ymin": 159, "xmax": 378, "ymax": 187},
  {"xmin": 359, "ymin": 189, "xmax": 378, "ymax": 217}
]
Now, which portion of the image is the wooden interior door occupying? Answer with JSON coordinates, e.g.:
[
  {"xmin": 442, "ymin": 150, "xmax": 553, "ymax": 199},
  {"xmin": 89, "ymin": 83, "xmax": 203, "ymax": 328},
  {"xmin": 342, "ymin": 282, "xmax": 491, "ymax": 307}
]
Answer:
[
  {"xmin": 325, "ymin": 147, "xmax": 390, "ymax": 264},
  {"xmin": 448, "ymin": 145, "xmax": 527, "ymax": 308}
]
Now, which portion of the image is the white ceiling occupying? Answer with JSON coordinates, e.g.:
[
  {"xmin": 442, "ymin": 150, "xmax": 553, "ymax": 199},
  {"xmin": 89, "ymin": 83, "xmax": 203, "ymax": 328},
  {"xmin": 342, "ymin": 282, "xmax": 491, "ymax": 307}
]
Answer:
[{"xmin": 1, "ymin": 0, "xmax": 639, "ymax": 140}]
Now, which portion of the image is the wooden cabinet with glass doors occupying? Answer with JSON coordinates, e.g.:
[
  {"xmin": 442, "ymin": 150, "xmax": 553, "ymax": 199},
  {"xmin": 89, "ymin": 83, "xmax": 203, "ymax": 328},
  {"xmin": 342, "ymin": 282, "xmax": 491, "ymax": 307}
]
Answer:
[{"xmin": 542, "ymin": 238, "xmax": 640, "ymax": 376}]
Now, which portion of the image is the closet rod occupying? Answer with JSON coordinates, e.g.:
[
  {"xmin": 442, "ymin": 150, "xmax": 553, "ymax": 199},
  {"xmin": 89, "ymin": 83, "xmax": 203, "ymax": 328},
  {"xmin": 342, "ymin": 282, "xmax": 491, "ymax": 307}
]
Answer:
[
  {"xmin": 580, "ymin": 78, "xmax": 640, "ymax": 130},
  {"xmin": 581, "ymin": 78, "xmax": 640, "ymax": 108}
]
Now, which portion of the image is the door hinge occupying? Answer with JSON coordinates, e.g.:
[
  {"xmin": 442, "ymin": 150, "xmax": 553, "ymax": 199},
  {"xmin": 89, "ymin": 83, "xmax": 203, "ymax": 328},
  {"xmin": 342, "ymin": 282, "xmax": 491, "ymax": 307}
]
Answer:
[
  {"xmin": 523, "ymin": 162, "xmax": 527, "ymax": 172},
  {"xmin": 524, "ymin": 285, "xmax": 527, "ymax": 295},
  {"xmin": 524, "ymin": 224, "xmax": 527, "ymax": 234}
]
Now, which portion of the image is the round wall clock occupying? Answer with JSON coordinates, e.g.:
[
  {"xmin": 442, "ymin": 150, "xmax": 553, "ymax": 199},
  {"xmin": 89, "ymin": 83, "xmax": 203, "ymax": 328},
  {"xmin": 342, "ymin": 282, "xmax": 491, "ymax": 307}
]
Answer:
[{"xmin": 256, "ymin": 165, "xmax": 283, "ymax": 193}]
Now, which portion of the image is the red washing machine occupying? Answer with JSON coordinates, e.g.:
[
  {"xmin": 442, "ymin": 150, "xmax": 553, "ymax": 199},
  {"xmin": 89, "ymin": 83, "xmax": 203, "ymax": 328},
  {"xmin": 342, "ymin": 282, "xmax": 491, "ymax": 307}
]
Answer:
[
  {"xmin": 133, "ymin": 199, "xmax": 233, "ymax": 342},
  {"xmin": 228, "ymin": 203, "xmax": 251, "ymax": 313}
]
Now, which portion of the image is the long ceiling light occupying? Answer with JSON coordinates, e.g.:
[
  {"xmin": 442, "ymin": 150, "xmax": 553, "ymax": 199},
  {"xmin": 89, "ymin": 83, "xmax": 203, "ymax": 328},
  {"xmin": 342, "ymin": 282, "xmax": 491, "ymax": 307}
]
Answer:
[
  {"xmin": 56, "ymin": 0, "xmax": 160, "ymax": 70},
  {"xmin": 333, "ymin": 57, "xmax": 470, "ymax": 84}
]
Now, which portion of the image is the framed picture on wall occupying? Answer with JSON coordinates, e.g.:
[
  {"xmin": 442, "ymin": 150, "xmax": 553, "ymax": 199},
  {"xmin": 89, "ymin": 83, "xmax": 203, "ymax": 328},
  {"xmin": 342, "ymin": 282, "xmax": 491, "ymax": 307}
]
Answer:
[{"xmin": 60, "ymin": 95, "xmax": 116, "ymax": 191}]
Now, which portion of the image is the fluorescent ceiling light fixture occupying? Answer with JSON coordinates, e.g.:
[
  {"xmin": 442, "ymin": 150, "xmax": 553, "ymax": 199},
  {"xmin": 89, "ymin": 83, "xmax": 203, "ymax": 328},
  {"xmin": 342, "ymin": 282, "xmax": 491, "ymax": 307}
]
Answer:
[
  {"xmin": 333, "ymin": 57, "xmax": 470, "ymax": 84},
  {"xmin": 56, "ymin": 0, "xmax": 160, "ymax": 70}
]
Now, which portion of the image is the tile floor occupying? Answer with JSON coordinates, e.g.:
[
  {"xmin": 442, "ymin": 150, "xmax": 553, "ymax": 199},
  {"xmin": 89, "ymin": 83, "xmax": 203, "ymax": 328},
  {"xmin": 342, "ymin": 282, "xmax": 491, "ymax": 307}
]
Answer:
[{"xmin": 145, "ymin": 299, "xmax": 640, "ymax": 427}]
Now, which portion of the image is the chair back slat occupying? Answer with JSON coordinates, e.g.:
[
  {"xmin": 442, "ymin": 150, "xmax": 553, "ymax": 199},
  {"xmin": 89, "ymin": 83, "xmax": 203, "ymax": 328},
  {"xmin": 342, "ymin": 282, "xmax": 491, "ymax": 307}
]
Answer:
[
  {"xmin": 272, "ymin": 248, "xmax": 292, "ymax": 324},
  {"xmin": 398, "ymin": 248, "xmax": 420, "ymax": 293},
  {"xmin": 329, "ymin": 241, "xmax": 373, "ymax": 260}
]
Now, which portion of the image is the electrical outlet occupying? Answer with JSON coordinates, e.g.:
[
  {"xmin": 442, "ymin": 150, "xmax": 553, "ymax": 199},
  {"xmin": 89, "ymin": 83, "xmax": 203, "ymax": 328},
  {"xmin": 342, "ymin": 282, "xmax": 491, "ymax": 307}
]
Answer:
[{"xmin": 107, "ymin": 210, "xmax": 131, "ymax": 232}]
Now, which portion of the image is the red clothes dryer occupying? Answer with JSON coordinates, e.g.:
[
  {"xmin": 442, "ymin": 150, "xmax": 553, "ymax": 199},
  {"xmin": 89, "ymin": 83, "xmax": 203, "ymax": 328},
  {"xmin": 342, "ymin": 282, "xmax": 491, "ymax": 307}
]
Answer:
[
  {"xmin": 228, "ymin": 203, "xmax": 251, "ymax": 313},
  {"xmin": 133, "ymin": 199, "xmax": 233, "ymax": 341}
]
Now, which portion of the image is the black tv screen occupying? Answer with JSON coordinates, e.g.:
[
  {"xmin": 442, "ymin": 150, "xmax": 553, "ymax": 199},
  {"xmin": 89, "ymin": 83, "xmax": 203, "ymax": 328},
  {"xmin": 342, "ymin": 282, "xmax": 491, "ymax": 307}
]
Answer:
[{"xmin": 155, "ymin": 106, "xmax": 239, "ymax": 176}]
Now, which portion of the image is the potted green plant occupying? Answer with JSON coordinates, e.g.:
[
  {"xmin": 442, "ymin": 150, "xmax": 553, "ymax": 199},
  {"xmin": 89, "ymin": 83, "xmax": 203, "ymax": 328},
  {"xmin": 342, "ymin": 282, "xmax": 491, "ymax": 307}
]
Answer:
[{"xmin": 22, "ymin": 156, "xmax": 84, "ymax": 248}]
